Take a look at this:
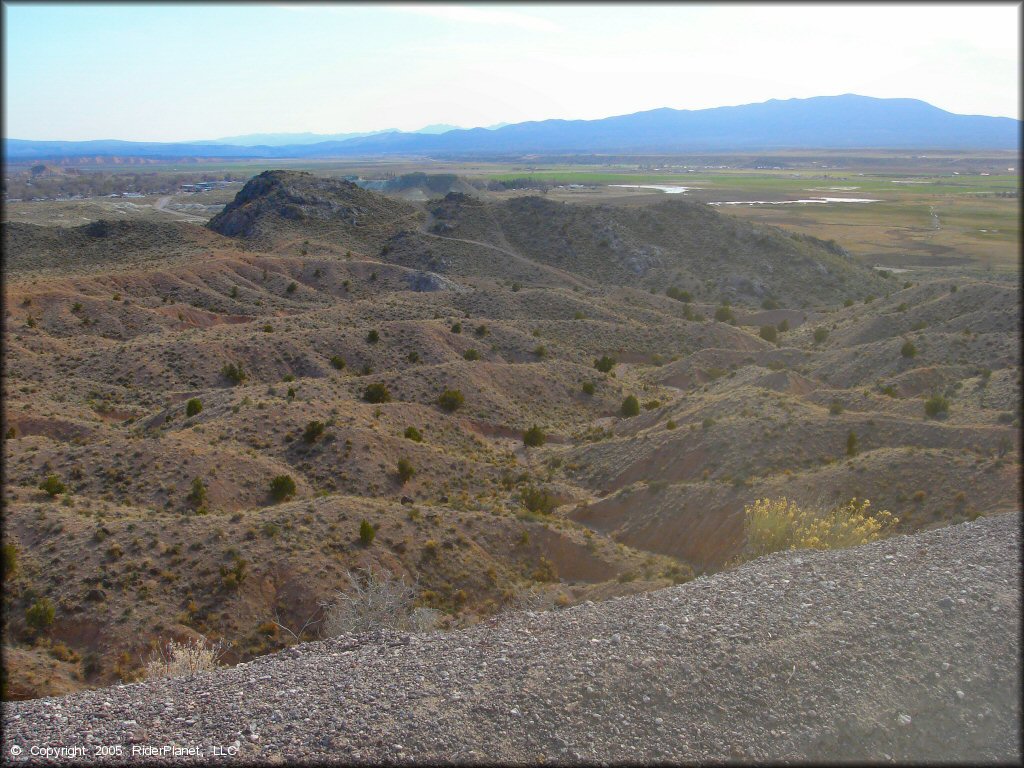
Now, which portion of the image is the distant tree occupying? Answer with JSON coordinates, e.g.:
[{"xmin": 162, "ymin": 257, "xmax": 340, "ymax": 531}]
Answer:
[
  {"xmin": 397, "ymin": 458, "xmax": 415, "ymax": 484},
  {"xmin": 270, "ymin": 474, "xmax": 297, "ymax": 503},
  {"xmin": 359, "ymin": 519, "xmax": 376, "ymax": 546},
  {"xmin": 222, "ymin": 362, "xmax": 246, "ymax": 385},
  {"xmin": 302, "ymin": 420, "xmax": 325, "ymax": 443},
  {"xmin": 620, "ymin": 395, "xmax": 640, "ymax": 417},
  {"xmin": 39, "ymin": 474, "xmax": 65, "ymax": 497},
  {"xmin": 594, "ymin": 355, "xmax": 616, "ymax": 373},
  {"xmin": 188, "ymin": 478, "xmax": 207, "ymax": 510},
  {"xmin": 362, "ymin": 383, "xmax": 392, "ymax": 403},
  {"xmin": 523, "ymin": 426, "xmax": 546, "ymax": 447},
  {"xmin": 437, "ymin": 389, "xmax": 465, "ymax": 412},
  {"xmin": 185, "ymin": 398, "xmax": 203, "ymax": 417}
]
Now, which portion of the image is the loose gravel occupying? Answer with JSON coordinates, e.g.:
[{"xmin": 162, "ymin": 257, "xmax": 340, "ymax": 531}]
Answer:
[{"xmin": 4, "ymin": 512, "xmax": 1020, "ymax": 764}]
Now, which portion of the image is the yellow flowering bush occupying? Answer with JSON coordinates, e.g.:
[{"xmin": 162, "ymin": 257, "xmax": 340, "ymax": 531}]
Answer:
[{"xmin": 744, "ymin": 497, "xmax": 898, "ymax": 558}]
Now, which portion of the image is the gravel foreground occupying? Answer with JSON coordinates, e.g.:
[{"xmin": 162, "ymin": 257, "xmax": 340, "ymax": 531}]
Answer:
[{"xmin": 4, "ymin": 512, "xmax": 1020, "ymax": 765}]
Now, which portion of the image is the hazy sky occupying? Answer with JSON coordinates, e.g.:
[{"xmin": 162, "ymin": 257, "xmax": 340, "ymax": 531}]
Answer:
[{"xmin": 3, "ymin": 2, "xmax": 1020, "ymax": 141}]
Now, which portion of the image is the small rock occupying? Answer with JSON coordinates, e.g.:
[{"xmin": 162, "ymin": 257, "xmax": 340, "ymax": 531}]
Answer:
[{"xmin": 898, "ymin": 713, "xmax": 912, "ymax": 727}]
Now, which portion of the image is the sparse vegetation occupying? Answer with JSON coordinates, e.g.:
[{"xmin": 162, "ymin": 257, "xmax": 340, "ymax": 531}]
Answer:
[
  {"xmin": 322, "ymin": 568, "xmax": 438, "ymax": 636},
  {"xmin": 145, "ymin": 636, "xmax": 224, "ymax": 679},
  {"xmin": 743, "ymin": 497, "xmax": 897, "ymax": 558}
]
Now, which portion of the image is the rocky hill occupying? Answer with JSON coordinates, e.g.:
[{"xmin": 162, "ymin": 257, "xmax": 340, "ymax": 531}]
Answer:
[{"xmin": 2, "ymin": 513, "xmax": 1019, "ymax": 764}]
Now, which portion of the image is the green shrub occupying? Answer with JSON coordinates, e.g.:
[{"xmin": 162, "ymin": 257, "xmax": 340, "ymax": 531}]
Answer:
[
  {"xmin": 451, "ymin": 322, "xmax": 462, "ymax": 334},
  {"xmin": 286, "ymin": 281, "xmax": 297, "ymax": 294},
  {"xmin": 2, "ymin": 543, "xmax": 17, "ymax": 578},
  {"xmin": 829, "ymin": 401, "xmax": 843, "ymax": 415},
  {"xmin": 844, "ymin": 298, "xmax": 855, "ymax": 308},
  {"xmin": 437, "ymin": 389, "xmax": 464, "ymax": 412},
  {"xmin": 303, "ymin": 420, "xmax": 325, "ymax": 443},
  {"xmin": 263, "ymin": 324, "xmax": 274, "ymax": 333},
  {"xmin": 26, "ymin": 598, "xmax": 55, "ymax": 632},
  {"xmin": 523, "ymin": 426, "xmax": 546, "ymax": 447},
  {"xmin": 188, "ymin": 478, "xmax": 207, "ymax": 510},
  {"xmin": 270, "ymin": 474, "xmax": 297, "ymax": 503},
  {"xmin": 813, "ymin": 327, "xmax": 829, "ymax": 344},
  {"xmin": 581, "ymin": 381, "xmax": 596, "ymax": 396},
  {"xmin": 521, "ymin": 487, "xmax": 557, "ymax": 514},
  {"xmin": 666, "ymin": 419, "xmax": 677, "ymax": 430},
  {"xmin": 846, "ymin": 431, "xmax": 858, "ymax": 457},
  {"xmin": 533, "ymin": 345, "xmax": 547, "ymax": 358},
  {"xmin": 39, "ymin": 474, "xmax": 65, "ymax": 497},
  {"xmin": 407, "ymin": 351, "xmax": 420, "ymax": 363},
  {"xmin": 777, "ymin": 319, "xmax": 789, "ymax": 333},
  {"xmin": 594, "ymin": 355, "xmax": 616, "ymax": 373},
  {"xmin": 714, "ymin": 305, "xmax": 736, "ymax": 324},
  {"xmin": 761, "ymin": 298, "xmax": 780, "ymax": 310},
  {"xmin": 185, "ymin": 398, "xmax": 203, "ymax": 417},
  {"xmin": 463, "ymin": 348, "xmax": 480, "ymax": 361},
  {"xmin": 924, "ymin": 394, "xmax": 949, "ymax": 419},
  {"xmin": 397, "ymin": 458, "xmax": 415, "ymax": 484},
  {"xmin": 222, "ymin": 362, "xmax": 246, "ymax": 385},
  {"xmin": 359, "ymin": 519, "xmax": 376, "ymax": 546},
  {"xmin": 330, "ymin": 355, "xmax": 346, "ymax": 370},
  {"xmin": 759, "ymin": 325, "xmax": 777, "ymax": 343},
  {"xmin": 474, "ymin": 324, "xmax": 488, "ymax": 337},
  {"xmin": 366, "ymin": 330, "xmax": 380, "ymax": 344},
  {"xmin": 362, "ymin": 383, "xmax": 392, "ymax": 403},
  {"xmin": 404, "ymin": 426, "xmax": 423, "ymax": 442},
  {"xmin": 620, "ymin": 395, "xmax": 640, "ymax": 417},
  {"xmin": 901, "ymin": 340, "xmax": 917, "ymax": 358},
  {"xmin": 667, "ymin": 286, "xmax": 692, "ymax": 302}
]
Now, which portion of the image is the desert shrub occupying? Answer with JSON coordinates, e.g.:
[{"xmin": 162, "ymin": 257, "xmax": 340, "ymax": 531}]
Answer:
[
  {"xmin": 362, "ymin": 383, "xmax": 391, "ymax": 404},
  {"xmin": 829, "ymin": 400, "xmax": 843, "ymax": 415},
  {"xmin": 358, "ymin": 519, "xmax": 376, "ymax": 546},
  {"xmin": 761, "ymin": 298, "xmax": 780, "ymax": 310},
  {"xmin": 666, "ymin": 419, "xmax": 677, "ymax": 430},
  {"xmin": 843, "ymin": 298, "xmax": 855, "ymax": 307},
  {"xmin": 901, "ymin": 340, "xmax": 917, "ymax": 358},
  {"xmin": 2, "ymin": 543, "xmax": 17, "ymax": 578},
  {"xmin": 511, "ymin": 282, "xmax": 521, "ymax": 292},
  {"xmin": 366, "ymin": 330, "xmax": 380, "ymax": 344},
  {"xmin": 714, "ymin": 305, "xmax": 736, "ymax": 324},
  {"xmin": 846, "ymin": 430, "xmax": 858, "ymax": 457},
  {"xmin": 263, "ymin": 324, "xmax": 274, "ymax": 333},
  {"xmin": 581, "ymin": 381, "xmax": 596, "ymax": 396},
  {"xmin": 407, "ymin": 351, "xmax": 420, "ymax": 363},
  {"xmin": 744, "ymin": 497, "xmax": 897, "ymax": 558},
  {"xmin": 404, "ymin": 426, "xmax": 423, "ymax": 442},
  {"xmin": 39, "ymin": 474, "xmax": 65, "ymax": 497},
  {"xmin": 437, "ymin": 389, "xmax": 464, "ymax": 412},
  {"xmin": 759, "ymin": 325, "xmax": 777, "ymax": 343},
  {"xmin": 880, "ymin": 384, "xmax": 898, "ymax": 397},
  {"xmin": 474, "ymin": 324, "xmax": 488, "ymax": 337},
  {"xmin": 523, "ymin": 425, "xmax": 546, "ymax": 447},
  {"xmin": 286, "ymin": 281, "xmax": 297, "ymax": 294},
  {"xmin": 620, "ymin": 395, "xmax": 640, "ymax": 417},
  {"xmin": 777, "ymin": 319, "xmax": 789, "ymax": 332},
  {"xmin": 303, "ymin": 420, "xmax": 325, "ymax": 443},
  {"xmin": 463, "ymin": 348, "xmax": 480, "ymax": 361},
  {"xmin": 643, "ymin": 400, "xmax": 661, "ymax": 410},
  {"xmin": 185, "ymin": 398, "xmax": 203, "ymax": 417},
  {"xmin": 450, "ymin": 322, "xmax": 462, "ymax": 334},
  {"xmin": 26, "ymin": 598, "xmax": 56, "ymax": 632},
  {"xmin": 397, "ymin": 459, "xmax": 415, "ymax": 484},
  {"xmin": 270, "ymin": 474, "xmax": 297, "ymax": 502},
  {"xmin": 924, "ymin": 394, "xmax": 949, "ymax": 418},
  {"xmin": 533, "ymin": 345, "xmax": 547, "ymax": 358},
  {"xmin": 521, "ymin": 486, "xmax": 557, "ymax": 514},
  {"xmin": 667, "ymin": 286, "xmax": 692, "ymax": 302},
  {"xmin": 322, "ymin": 568, "xmax": 439, "ymax": 636},
  {"xmin": 188, "ymin": 478, "xmax": 207, "ymax": 510},
  {"xmin": 594, "ymin": 355, "xmax": 616, "ymax": 373},
  {"xmin": 813, "ymin": 327, "xmax": 828, "ymax": 343},
  {"xmin": 145, "ymin": 636, "xmax": 224, "ymax": 679},
  {"xmin": 222, "ymin": 362, "xmax": 246, "ymax": 385},
  {"xmin": 330, "ymin": 355, "xmax": 346, "ymax": 370}
]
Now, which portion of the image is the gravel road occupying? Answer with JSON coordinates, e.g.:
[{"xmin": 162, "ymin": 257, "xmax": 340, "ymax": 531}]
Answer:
[{"xmin": 4, "ymin": 512, "xmax": 1019, "ymax": 764}]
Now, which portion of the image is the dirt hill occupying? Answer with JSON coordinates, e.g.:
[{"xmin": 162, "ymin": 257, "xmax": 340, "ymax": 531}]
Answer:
[{"xmin": 3, "ymin": 513, "xmax": 1018, "ymax": 763}]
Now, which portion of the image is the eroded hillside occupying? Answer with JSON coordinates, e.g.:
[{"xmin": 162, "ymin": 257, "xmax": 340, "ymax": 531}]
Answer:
[{"xmin": 2, "ymin": 171, "xmax": 1019, "ymax": 700}]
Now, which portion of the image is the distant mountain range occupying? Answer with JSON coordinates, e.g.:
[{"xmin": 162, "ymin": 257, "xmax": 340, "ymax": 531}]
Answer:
[{"xmin": 5, "ymin": 95, "xmax": 1018, "ymax": 161}]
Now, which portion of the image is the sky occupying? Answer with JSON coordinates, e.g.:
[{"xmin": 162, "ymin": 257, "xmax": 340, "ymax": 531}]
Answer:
[{"xmin": 3, "ymin": 2, "xmax": 1020, "ymax": 142}]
